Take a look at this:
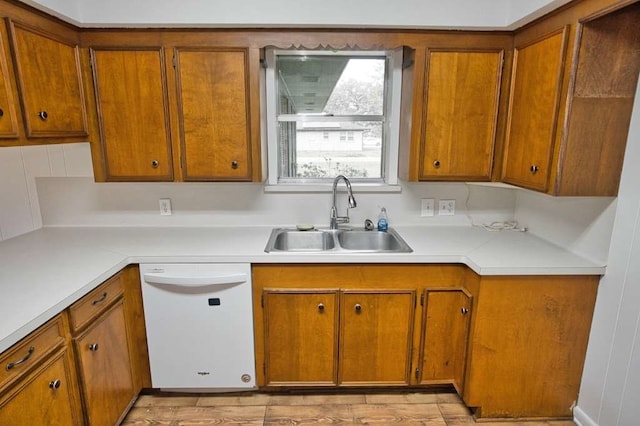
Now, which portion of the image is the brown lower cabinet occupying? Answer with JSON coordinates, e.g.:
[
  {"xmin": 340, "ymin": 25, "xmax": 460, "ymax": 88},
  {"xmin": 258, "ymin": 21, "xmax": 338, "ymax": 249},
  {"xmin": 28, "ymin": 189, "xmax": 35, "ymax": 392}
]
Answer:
[
  {"xmin": 0, "ymin": 265, "xmax": 149, "ymax": 425},
  {"xmin": 253, "ymin": 264, "xmax": 599, "ymax": 421}
]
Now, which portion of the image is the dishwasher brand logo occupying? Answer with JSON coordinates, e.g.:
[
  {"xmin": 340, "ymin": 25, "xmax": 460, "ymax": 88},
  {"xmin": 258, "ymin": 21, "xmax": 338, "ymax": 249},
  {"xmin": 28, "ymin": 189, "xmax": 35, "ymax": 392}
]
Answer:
[{"xmin": 197, "ymin": 371, "xmax": 211, "ymax": 376}]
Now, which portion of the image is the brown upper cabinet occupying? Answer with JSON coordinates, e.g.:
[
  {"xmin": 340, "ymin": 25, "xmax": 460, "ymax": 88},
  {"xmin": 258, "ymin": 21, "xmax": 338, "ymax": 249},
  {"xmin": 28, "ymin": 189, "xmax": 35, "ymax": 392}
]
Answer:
[
  {"xmin": 7, "ymin": 19, "xmax": 88, "ymax": 138},
  {"xmin": 91, "ymin": 47, "xmax": 174, "ymax": 181},
  {"xmin": 502, "ymin": 28, "xmax": 569, "ymax": 192},
  {"xmin": 0, "ymin": 24, "xmax": 18, "ymax": 138},
  {"xmin": 175, "ymin": 48, "xmax": 253, "ymax": 181},
  {"xmin": 417, "ymin": 49, "xmax": 504, "ymax": 181},
  {"xmin": 503, "ymin": 2, "xmax": 640, "ymax": 196}
]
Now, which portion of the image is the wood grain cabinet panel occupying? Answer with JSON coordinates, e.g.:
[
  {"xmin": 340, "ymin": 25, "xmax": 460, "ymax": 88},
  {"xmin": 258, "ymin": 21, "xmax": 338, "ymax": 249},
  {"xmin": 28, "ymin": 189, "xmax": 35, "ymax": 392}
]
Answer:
[
  {"xmin": 91, "ymin": 47, "xmax": 173, "ymax": 181},
  {"xmin": 418, "ymin": 288, "xmax": 471, "ymax": 393},
  {"xmin": 339, "ymin": 291, "xmax": 415, "ymax": 385},
  {"xmin": 502, "ymin": 28, "xmax": 568, "ymax": 192},
  {"xmin": 0, "ymin": 25, "xmax": 19, "ymax": 138},
  {"xmin": 175, "ymin": 48, "xmax": 252, "ymax": 181},
  {"xmin": 420, "ymin": 50, "xmax": 503, "ymax": 181},
  {"xmin": 73, "ymin": 299, "xmax": 136, "ymax": 426},
  {"xmin": 0, "ymin": 348, "xmax": 83, "ymax": 426},
  {"xmin": 7, "ymin": 20, "xmax": 87, "ymax": 138},
  {"xmin": 463, "ymin": 275, "xmax": 599, "ymax": 419},
  {"xmin": 263, "ymin": 290, "xmax": 339, "ymax": 386}
]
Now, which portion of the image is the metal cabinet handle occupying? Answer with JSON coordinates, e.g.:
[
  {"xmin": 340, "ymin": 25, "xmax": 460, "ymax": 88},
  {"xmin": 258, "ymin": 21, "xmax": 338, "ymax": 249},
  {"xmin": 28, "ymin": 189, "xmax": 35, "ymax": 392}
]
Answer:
[
  {"xmin": 433, "ymin": 160, "xmax": 440, "ymax": 168},
  {"xmin": 38, "ymin": 111, "xmax": 48, "ymax": 121},
  {"xmin": 461, "ymin": 307, "xmax": 469, "ymax": 315},
  {"xmin": 151, "ymin": 160, "xmax": 159, "ymax": 168},
  {"xmin": 6, "ymin": 346, "xmax": 35, "ymax": 370},
  {"xmin": 354, "ymin": 304, "xmax": 362, "ymax": 313},
  {"xmin": 49, "ymin": 379, "xmax": 61, "ymax": 389},
  {"xmin": 91, "ymin": 292, "xmax": 107, "ymax": 305},
  {"xmin": 530, "ymin": 165, "xmax": 539, "ymax": 174},
  {"xmin": 231, "ymin": 160, "xmax": 238, "ymax": 170},
  {"xmin": 89, "ymin": 343, "xmax": 99, "ymax": 351},
  {"xmin": 317, "ymin": 303, "xmax": 324, "ymax": 312}
]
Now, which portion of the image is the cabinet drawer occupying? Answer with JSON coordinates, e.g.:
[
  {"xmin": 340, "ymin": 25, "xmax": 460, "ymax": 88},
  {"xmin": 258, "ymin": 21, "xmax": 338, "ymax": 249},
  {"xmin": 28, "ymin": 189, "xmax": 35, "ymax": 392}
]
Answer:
[
  {"xmin": 69, "ymin": 273, "xmax": 124, "ymax": 333},
  {"xmin": 0, "ymin": 315, "xmax": 66, "ymax": 392}
]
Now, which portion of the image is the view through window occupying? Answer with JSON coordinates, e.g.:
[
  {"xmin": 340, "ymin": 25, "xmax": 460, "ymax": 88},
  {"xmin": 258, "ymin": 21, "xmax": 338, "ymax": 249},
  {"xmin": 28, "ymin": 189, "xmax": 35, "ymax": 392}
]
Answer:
[{"xmin": 272, "ymin": 52, "xmax": 388, "ymax": 182}]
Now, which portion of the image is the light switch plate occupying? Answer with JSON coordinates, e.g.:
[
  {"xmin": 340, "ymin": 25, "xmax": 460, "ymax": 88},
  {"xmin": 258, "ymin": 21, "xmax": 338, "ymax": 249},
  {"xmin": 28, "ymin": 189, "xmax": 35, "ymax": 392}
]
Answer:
[
  {"xmin": 438, "ymin": 199, "xmax": 455, "ymax": 216},
  {"xmin": 421, "ymin": 199, "xmax": 435, "ymax": 217}
]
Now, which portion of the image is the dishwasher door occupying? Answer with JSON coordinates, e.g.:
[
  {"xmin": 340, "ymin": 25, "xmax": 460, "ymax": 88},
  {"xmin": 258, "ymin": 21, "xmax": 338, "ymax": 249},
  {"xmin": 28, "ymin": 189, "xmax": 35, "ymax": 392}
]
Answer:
[{"xmin": 140, "ymin": 263, "xmax": 256, "ymax": 391}]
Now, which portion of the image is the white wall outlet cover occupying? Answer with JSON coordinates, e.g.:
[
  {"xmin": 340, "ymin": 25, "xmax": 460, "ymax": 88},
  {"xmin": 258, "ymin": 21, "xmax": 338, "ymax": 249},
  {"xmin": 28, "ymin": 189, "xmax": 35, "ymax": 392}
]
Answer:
[
  {"xmin": 438, "ymin": 199, "xmax": 455, "ymax": 216},
  {"xmin": 421, "ymin": 198, "xmax": 435, "ymax": 217},
  {"xmin": 159, "ymin": 198, "xmax": 172, "ymax": 215}
]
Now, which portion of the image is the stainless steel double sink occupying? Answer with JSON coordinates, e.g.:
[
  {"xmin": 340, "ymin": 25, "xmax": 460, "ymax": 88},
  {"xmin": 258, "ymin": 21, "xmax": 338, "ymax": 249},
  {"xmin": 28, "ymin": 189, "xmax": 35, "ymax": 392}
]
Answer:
[{"xmin": 264, "ymin": 227, "xmax": 413, "ymax": 253}]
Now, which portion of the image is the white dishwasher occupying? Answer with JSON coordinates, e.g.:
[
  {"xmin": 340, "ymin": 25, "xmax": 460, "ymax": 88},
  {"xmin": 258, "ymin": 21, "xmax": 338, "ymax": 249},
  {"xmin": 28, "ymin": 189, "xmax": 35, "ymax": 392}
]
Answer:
[{"xmin": 140, "ymin": 263, "xmax": 256, "ymax": 391}]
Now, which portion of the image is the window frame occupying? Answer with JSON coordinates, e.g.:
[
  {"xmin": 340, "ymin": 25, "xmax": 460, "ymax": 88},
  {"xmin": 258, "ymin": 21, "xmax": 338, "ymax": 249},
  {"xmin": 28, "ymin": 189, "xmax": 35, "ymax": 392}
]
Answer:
[{"xmin": 264, "ymin": 48, "xmax": 403, "ymax": 189}]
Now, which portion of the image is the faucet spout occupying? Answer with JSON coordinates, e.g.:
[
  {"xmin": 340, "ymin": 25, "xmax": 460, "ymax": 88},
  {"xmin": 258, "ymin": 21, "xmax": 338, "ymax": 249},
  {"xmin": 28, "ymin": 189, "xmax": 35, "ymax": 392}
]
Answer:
[{"xmin": 330, "ymin": 175, "xmax": 357, "ymax": 230}]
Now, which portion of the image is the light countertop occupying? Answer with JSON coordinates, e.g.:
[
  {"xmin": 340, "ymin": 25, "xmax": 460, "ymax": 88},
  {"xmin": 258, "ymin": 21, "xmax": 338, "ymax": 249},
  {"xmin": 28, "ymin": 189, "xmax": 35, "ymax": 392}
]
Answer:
[{"xmin": 0, "ymin": 225, "xmax": 605, "ymax": 353}]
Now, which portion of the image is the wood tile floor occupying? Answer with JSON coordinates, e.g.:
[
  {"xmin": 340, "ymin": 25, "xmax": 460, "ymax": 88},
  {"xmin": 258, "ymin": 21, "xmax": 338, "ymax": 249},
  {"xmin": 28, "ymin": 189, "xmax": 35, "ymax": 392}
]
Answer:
[{"xmin": 122, "ymin": 390, "xmax": 577, "ymax": 425}]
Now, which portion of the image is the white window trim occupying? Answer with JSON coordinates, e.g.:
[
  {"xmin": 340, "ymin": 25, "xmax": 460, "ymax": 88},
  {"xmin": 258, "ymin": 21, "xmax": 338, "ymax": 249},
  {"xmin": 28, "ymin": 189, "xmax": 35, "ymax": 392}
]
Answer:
[{"xmin": 264, "ymin": 48, "xmax": 403, "ymax": 191}]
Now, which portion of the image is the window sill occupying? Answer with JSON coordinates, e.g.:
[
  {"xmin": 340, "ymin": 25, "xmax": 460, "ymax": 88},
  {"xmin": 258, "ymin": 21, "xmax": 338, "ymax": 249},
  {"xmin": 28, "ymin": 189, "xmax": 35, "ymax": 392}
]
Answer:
[{"xmin": 263, "ymin": 183, "xmax": 402, "ymax": 193}]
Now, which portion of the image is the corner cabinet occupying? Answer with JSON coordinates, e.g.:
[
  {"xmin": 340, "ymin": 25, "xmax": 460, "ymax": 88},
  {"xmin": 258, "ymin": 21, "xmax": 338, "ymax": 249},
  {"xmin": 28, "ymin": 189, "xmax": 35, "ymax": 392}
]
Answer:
[
  {"xmin": 7, "ymin": 19, "xmax": 88, "ymax": 138},
  {"xmin": 90, "ymin": 47, "xmax": 174, "ymax": 181},
  {"xmin": 503, "ymin": 2, "xmax": 640, "ymax": 196},
  {"xmin": 175, "ymin": 48, "xmax": 253, "ymax": 181}
]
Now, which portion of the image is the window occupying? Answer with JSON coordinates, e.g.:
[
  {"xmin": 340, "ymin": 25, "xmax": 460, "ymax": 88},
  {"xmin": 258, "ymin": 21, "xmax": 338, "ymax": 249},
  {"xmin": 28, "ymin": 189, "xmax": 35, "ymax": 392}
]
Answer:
[{"xmin": 265, "ymin": 48, "xmax": 402, "ymax": 187}]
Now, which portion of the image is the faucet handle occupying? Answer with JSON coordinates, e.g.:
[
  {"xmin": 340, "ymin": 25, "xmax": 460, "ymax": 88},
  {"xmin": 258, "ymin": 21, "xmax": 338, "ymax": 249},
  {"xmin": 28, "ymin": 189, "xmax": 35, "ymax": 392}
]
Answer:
[{"xmin": 364, "ymin": 219, "xmax": 374, "ymax": 231}]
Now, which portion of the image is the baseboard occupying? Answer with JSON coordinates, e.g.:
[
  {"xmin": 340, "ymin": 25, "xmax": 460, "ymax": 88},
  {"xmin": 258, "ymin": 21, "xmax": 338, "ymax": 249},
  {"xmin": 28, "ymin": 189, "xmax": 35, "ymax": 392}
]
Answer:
[{"xmin": 574, "ymin": 405, "xmax": 599, "ymax": 426}]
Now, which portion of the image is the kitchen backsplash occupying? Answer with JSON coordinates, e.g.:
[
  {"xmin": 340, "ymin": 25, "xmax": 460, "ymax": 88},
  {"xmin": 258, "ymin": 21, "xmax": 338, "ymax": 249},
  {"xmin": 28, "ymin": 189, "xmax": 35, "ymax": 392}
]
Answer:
[
  {"xmin": 0, "ymin": 142, "xmax": 615, "ymax": 264},
  {"xmin": 0, "ymin": 143, "xmax": 93, "ymax": 241}
]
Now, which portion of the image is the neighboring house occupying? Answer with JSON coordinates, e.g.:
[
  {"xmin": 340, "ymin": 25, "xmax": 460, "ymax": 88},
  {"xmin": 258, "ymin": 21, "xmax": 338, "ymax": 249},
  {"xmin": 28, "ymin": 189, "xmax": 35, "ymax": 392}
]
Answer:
[{"xmin": 296, "ymin": 122, "xmax": 365, "ymax": 152}]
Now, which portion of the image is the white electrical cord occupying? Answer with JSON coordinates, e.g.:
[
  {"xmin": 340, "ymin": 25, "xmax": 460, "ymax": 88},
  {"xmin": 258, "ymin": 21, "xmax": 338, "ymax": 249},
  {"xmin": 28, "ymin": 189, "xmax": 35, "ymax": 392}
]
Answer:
[{"xmin": 464, "ymin": 184, "xmax": 528, "ymax": 232}]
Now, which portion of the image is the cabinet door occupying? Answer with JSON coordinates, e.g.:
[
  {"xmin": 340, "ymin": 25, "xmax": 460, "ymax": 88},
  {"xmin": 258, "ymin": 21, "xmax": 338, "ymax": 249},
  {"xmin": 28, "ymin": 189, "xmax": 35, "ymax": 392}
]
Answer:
[
  {"xmin": 91, "ymin": 47, "xmax": 173, "ymax": 181},
  {"xmin": 0, "ymin": 349, "xmax": 82, "ymax": 425},
  {"xmin": 0, "ymin": 27, "xmax": 19, "ymax": 138},
  {"xmin": 502, "ymin": 28, "xmax": 568, "ymax": 191},
  {"xmin": 420, "ymin": 50, "xmax": 503, "ymax": 181},
  {"xmin": 175, "ymin": 48, "xmax": 252, "ymax": 181},
  {"xmin": 8, "ymin": 21, "xmax": 87, "ymax": 138},
  {"xmin": 339, "ymin": 290, "xmax": 415, "ymax": 385},
  {"xmin": 418, "ymin": 288, "xmax": 471, "ymax": 393},
  {"xmin": 263, "ymin": 290, "xmax": 339, "ymax": 386},
  {"xmin": 74, "ymin": 299, "xmax": 135, "ymax": 426}
]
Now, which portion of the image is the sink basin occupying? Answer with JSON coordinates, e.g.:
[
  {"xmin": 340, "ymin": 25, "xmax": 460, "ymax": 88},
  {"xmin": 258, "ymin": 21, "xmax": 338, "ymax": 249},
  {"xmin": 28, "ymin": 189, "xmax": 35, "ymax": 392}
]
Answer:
[
  {"xmin": 337, "ymin": 230, "xmax": 412, "ymax": 252},
  {"xmin": 270, "ymin": 230, "xmax": 336, "ymax": 251},
  {"xmin": 265, "ymin": 228, "xmax": 412, "ymax": 253}
]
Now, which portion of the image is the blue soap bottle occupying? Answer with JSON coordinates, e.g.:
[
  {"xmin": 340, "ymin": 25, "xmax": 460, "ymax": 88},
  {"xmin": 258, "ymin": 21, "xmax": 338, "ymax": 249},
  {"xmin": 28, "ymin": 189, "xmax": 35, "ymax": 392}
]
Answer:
[{"xmin": 377, "ymin": 207, "xmax": 388, "ymax": 232}]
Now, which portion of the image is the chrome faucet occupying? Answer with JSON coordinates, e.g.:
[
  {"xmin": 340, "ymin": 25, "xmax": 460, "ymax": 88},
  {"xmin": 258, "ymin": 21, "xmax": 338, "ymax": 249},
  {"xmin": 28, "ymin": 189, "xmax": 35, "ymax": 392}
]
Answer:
[{"xmin": 329, "ymin": 175, "xmax": 357, "ymax": 230}]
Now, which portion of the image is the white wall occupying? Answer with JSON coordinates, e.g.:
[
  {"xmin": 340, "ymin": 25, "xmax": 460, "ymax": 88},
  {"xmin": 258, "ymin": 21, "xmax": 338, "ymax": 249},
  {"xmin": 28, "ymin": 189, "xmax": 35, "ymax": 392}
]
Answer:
[
  {"xmin": 574, "ymin": 77, "xmax": 640, "ymax": 426},
  {"xmin": 0, "ymin": 143, "xmax": 93, "ymax": 241},
  {"xmin": 19, "ymin": 0, "xmax": 558, "ymax": 29}
]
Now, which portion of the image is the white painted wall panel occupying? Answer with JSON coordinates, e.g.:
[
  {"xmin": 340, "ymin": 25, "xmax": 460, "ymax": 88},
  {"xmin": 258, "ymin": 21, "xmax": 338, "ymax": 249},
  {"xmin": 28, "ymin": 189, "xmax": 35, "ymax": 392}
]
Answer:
[{"xmin": 0, "ymin": 147, "xmax": 34, "ymax": 240}]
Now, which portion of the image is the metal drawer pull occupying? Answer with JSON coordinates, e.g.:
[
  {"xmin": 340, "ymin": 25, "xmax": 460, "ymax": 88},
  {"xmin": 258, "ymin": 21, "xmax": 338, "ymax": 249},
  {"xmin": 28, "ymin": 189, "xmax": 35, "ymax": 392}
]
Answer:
[
  {"xmin": 6, "ymin": 346, "xmax": 35, "ymax": 370},
  {"xmin": 530, "ymin": 165, "xmax": 539, "ymax": 174},
  {"xmin": 49, "ymin": 379, "xmax": 61, "ymax": 389},
  {"xmin": 91, "ymin": 292, "xmax": 108, "ymax": 305},
  {"xmin": 433, "ymin": 160, "xmax": 441, "ymax": 168},
  {"xmin": 38, "ymin": 111, "xmax": 48, "ymax": 121},
  {"xmin": 461, "ymin": 307, "xmax": 469, "ymax": 315},
  {"xmin": 231, "ymin": 160, "xmax": 238, "ymax": 169},
  {"xmin": 89, "ymin": 343, "xmax": 99, "ymax": 351},
  {"xmin": 151, "ymin": 160, "xmax": 159, "ymax": 168},
  {"xmin": 318, "ymin": 303, "xmax": 325, "ymax": 312},
  {"xmin": 354, "ymin": 304, "xmax": 362, "ymax": 313}
]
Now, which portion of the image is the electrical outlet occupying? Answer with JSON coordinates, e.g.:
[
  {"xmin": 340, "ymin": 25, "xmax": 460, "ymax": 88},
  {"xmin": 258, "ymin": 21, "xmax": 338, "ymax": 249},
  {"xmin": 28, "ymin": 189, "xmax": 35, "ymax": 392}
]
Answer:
[
  {"xmin": 421, "ymin": 199, "xmax": 435, "ymax": 217},
  {"xmin": 159, "ymin": 198, "xmax": 172, "ymax": 216},
  {"xmin": 438, "ymin": 199, "xmax": 455, "ymax": 216}
]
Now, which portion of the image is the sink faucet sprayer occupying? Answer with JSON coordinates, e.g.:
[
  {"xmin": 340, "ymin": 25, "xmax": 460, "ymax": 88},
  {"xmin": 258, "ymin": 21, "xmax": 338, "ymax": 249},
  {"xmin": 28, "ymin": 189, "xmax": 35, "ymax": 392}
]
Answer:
[{"xmin": 329, "ymin": 175, "xmax": 357, "ymax": 230}]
